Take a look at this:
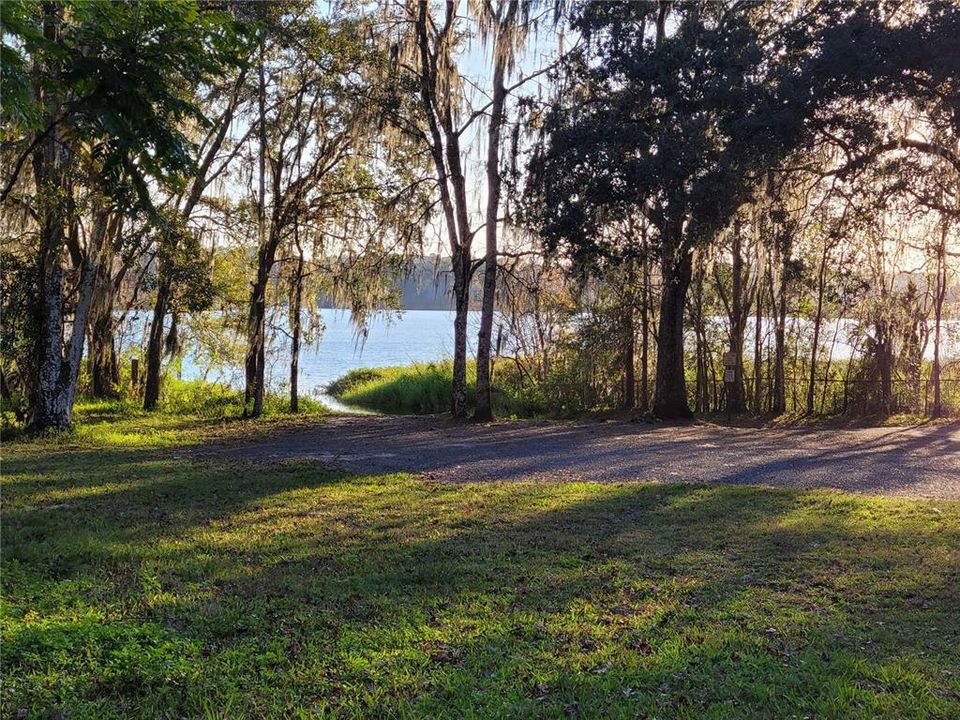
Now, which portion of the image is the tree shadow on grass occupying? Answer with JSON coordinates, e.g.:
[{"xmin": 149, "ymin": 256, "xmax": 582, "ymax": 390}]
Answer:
[
  {"xmin": 193, "ymin": 416, "xmax": 960, "ymax": 499},
  {"xmin": 263, "ymin": 484, "xmax": 958, "ymax": 718},
  {"xmin": 2, "ymin": 452, "xmax": 958, "ymax": 719}
]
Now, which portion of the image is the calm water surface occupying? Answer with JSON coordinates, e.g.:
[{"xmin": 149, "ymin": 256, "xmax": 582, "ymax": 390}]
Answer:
[
  {"xmin": 133, "ymin": 307, "xmax": 957, "ymax": 405},
  {"xmin": 178, "ymin": 309, "xmax": 482, "ymax": 401}
]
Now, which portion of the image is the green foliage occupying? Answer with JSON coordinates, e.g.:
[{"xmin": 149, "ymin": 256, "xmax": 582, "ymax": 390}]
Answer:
[
  {"xmin": 526, "ymin": 0, "xmax": 960, "ymax": 266},
  {"xmin": 151, "ymin": 215, "xmax": 216, "ymax": 314},
  {"xmin": 2, "ymin": 379, "xmax": 328, "ymax": 441},
  {"xmin": 529, "ymin": 2, "xmax": 810, "ymax": 261},
  {"xmin": 0, "ymin": 250, "xmax": 38, "ymax": 420},
  {"xmin": 0, "ymin": 1, "xmax": 42, "ymax": 134},
  {"xmin": 331, "ymin": 362, "xmax": 551, "ymax": 418},
  {"xmin": 3, "ymin": 0, "xmax": 251, "ymax": 209},
  {"xmin": 331, "ymin": 362, "xmax": 473, "ymax": 414},
  {"xmin": 2, "ymin": 415, "xmax": 958, "ymax": 717},
  {"xmin": 159, "ymin": 378, "xmax": 327, "ymax": 419}
]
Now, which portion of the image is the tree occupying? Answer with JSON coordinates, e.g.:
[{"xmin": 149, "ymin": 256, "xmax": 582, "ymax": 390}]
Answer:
[
  {"xmin": 384, "ymin": 0, "xmax": 552, "ymax": 420},
  {"xmin": 529, "ymin": 2, "xmax": 814, "ymax": 417},
  {"xmin": 0, "ymin": 1, "xmax": 242, "ymax": 429},
  {"xmin": 472, "ymin": 0, "xmax": 520, "ymax": 421},
  {"xmin": 239, "ymin": 8, "xmax": 419, "ymax": 417},
  {"xmin": 527, "ymin": 0, "xmax": 960, "ymax": 418},
  {"xmin": 143, "ymin": 62, "xmax": 251, "ymax": 410}
]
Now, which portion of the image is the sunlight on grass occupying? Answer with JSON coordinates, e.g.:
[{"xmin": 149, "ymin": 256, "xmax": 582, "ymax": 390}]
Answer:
[{"xmin": 329, "ymin": 361, "xmax": 551, "ymax": 417}]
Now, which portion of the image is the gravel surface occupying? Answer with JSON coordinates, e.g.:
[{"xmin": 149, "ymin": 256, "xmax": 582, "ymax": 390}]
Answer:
[{"xmin": 196, "ymin": 415, "xmax": 960, "ymax": 500}]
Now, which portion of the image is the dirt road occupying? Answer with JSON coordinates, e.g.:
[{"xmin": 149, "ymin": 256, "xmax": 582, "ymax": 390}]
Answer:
[{"xmin": 198, "ymin": 415, "xmax": 960, "ymax": 500}]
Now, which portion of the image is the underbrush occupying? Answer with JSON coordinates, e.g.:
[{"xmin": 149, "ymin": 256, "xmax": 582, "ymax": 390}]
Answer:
[
  {"xmin": 329, "ymin": 361, "xmax": 552, "ymax": 418},
  {"xmin": 1, "ymin": 378, "xmax": 327, "ymax": 446},
  {"xmin": 154, "ymin": 377, "xmax": 327, "ymax": 419}
]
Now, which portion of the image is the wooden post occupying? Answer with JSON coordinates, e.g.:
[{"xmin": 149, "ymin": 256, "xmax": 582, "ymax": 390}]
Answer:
[{"xmin": 130, "ymin": 358, "xmax": 139, "ymax": 388}]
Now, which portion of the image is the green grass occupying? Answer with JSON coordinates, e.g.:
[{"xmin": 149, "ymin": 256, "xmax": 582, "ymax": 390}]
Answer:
[
  {"xmin": 2, "ymin": 379, "xmax": 328, "ymax": 447},
  {"xmin": 2, "ymin": 413, "xmax": 959, "ymax": 718},
  {"xmin": 329, "ymin": 361, "xmax": 547, "ymax": 417},
  {"xmin": 329, "ymin": 362, "xmax": 457, "ymax": 414}
]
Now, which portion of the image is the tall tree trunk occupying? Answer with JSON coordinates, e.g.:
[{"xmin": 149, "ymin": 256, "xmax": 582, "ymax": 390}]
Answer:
[
  {"xmin": 26, "ymin": 4, "xmax": 95, "ymax": 430},
  {"xmin": 88, "ymin": 273, "xmax": 119, "ymax": 398},
  {"xmin": 244, "ymin": 46, "xmax": 270, "ymax": 418},
  {"xmin": 451, "ymin": 247, "xmax": 470, "ymax": 417},
  {"xmin": 753, "ymin": 272, "xmax": 763, "ymax": 413},
  {"xmin": 771, "ymin": 239, "xmax": 789, "ymax": 415},
  {"xmin": 474, "ymin": 2, "xmax": 516, "ymax": 422},
  {"xmin": 820, "ymin": 306, "xmax": 843, "ymax": 413},
  {"xmin": 289, "ymin": 243, "xmax": 304, "ymax": 413},
  {"xmin": 653, "ymin": 236, "xmax": 693, "ymax": 419},
  {"xmin": 931, "ymin": 221, "xmax": 946, "ymax": 418},
  {"xmin": 87, "ymin": 217, "xmax": 122, "ymax": 398},
  {"xmin": 621, "ymin": 259, "xmax": 636, "ymax": 411},
  {"xmin": 790, "ymin": 317, "xmax": 801, "ymax": 411},
  {"xmin": 445, "ymin": 144, "xmax": 473, "ymax": 420},
  {"xmin": 640, "ymin": 233, "xmax": 651, "ymax": 412},
  {"xmin": 876, "ymin": 324, "xmax": 894, "ymax": 414},
  {"xmin": 694, "ymin": 327, "xmax": 708, "ymax": 413},
  {"xmin": 690, "ymin": 255, "xmax": 708, "ymax": 414},
  {"xmin": 726, "ymin": 227, "xmax": 747, "ymax": 414},
  {"xmin": 245, "ymin": 242, "xmax": 276, "ymax": 418},
  {"xmin": 143, "ymin": 276, "xmax": 170, "ymax": 411},
  {"xmin": 29, "ymin": 2, "xmax": 70, "ymax": 430},
  {"xmin": 31, "ymin": 205, "xmax": 108, "ymax": 428},
  {"xmin": 806, "ymin": 243, "xmax": 828, "ymax": 414},
  {"xmin": 412, "ymin": 0, "xmax": 472, "ymax": 418}
]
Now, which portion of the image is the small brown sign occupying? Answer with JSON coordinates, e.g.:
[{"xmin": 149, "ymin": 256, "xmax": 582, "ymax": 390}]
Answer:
[{"xmin": 723, "ymin": 351, "xmax": 738, "ymax": 367}]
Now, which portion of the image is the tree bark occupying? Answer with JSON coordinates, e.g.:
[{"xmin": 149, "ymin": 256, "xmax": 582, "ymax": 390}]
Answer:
[
  {"xmin": 875, "ymin": 323, "xmax": 894, "ymax": 414},
  {"xmin": 640, "ymin": 232, "xmax": 651, "ymax": 412},
  {"xmin": 289, "ymin": 240, "xmax": 304, "ymax": 413},
  {"xmin": 474, "ymin": 1, "xmax": 517, "ymax": 422},
  {"xmin": 771, "ymin": 237, "xmax": 789, "ymax": 414},
  {"xmin": 244, "ymin": 232, "xmax": 279, "ymax": 418},
  {"xmin": 726, "ymin": 226, "xmax": 747, "ymax": 414},
  {"xmin": 143, "ymin": 275, "xmax": 170, "ymax": 411},
  {"xmin": 451, "ymin": 247, "xmax": 470, "ymax": 417},
  {"xmin": 621, "ymin": 258, "xmax": 637, "ymax": 411},
  {"xmin": 87, "ymin": 216, "xmax": 122, "ymax": 398},
  {"xmin": 931, "ymin": 221, "xmax": 946, "ymax": 418},
  {"xmin": 806, "ymin": 242, "xmax": 828, "ymax": 415},
  {"xmin": 31, "ymin": 207, "xmax": 108, "ymax": 428},
  {"xmin": 244, "ymin": 45, "xmax": 270, "ymax": 418},
  {"xmin": 690, "ymin": 254, "xmax": 709, "ymax": 414},
  {"xmin": 25, "ymin": 3, "xmax": 92, "ymax": 431},
  {"xmin": 653, "ymin": 236, "xmax": 693, "ymax": 419},
  {"xmin": 753, "ymin": 269, "xmax": 763, "ymax": 413},
  {"xmin": 444, "ymin": 135, "xmax": 473, "ymax": 419}
]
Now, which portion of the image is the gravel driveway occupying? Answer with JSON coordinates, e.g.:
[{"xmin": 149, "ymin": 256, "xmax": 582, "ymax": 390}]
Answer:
[{"xmin": 198, "ymin": 415, "xmax": 960, "ymax": 500}]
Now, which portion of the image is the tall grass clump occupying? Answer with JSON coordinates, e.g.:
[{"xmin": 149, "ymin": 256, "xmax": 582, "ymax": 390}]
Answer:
[
  {"xmin": 330, "ymin": 361, "xmax": 552, "ymax": 417},
  {"xmin": 330, "ymin": 362, "xmax": 463, "ymax": 414}
]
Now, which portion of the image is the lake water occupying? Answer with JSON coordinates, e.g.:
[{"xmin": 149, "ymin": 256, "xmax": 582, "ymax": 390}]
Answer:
[
  {"xmin": 277, "ymin": 309, "xmax": 480, "ymax": 393},
  {"xmin": 156, "ymin": 307, "xmax": 957, "ymax": 406},
  {"xmin": 179, "ymin": 309, "xmax": 482, "ymax": 403}
]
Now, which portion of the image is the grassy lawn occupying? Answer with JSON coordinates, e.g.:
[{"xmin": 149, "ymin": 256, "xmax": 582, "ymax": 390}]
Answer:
[{"xmin": 2, "ymin": 412, "xmax": 959, "ymax": 718}]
